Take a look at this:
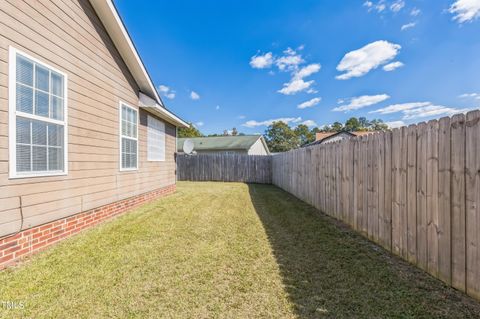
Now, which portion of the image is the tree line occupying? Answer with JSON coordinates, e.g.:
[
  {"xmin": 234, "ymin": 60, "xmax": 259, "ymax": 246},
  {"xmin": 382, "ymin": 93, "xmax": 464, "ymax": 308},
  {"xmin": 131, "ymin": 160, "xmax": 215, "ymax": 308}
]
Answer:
[{"xmin": 178, "ymin": 117, "xmax": 389, "ymax": 153}]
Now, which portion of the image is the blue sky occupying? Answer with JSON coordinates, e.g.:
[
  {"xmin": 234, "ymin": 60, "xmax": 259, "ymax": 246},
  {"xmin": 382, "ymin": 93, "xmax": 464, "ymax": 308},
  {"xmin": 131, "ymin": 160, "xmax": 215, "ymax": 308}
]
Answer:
[{"xmin": 115, "ymin": 0, "xmax": 480, "ymax": 135}]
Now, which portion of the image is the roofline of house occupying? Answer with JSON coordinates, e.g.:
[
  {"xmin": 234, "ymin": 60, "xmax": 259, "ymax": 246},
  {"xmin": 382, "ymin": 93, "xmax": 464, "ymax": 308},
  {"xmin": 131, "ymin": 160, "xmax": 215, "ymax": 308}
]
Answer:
[{"xmin": 89, "ymin": 0, "xmax": 188, "ymax": 128}]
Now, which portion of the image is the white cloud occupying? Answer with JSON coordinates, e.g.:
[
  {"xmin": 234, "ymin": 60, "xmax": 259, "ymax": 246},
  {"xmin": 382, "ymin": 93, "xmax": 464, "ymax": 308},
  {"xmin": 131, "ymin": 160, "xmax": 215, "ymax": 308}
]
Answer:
[
  {"xmin": 390, "ymin": 0, "xmax": 405, "ymax": 12},
  {"xmin": 215, "ymin": 105, "xmax": 220, "ymax": 110},
  {"xmin": 449, "ymin": 0, "xmax": 480, "ymax": 23},
  {"xmin": 333, "ymin": 94, "xmax": 390, "ymax": 112},
  {"xmin": 301, "ymin": 120, "xmax": 318, "ymax": 127},
  {"xmin": 278, "ymin": 63, "xmax": 321, "ymax": 95},
  {"xmin": 237, "ymin": 115, "xmax": 246, "ymax": 119},
  {"xmin": 383, "ymin": 61, "xmax": 404, "ymax": 71},
  {"xmin": 158, "ymin": 85, "xmax": 169, "ymax": 93},
  {"xmin": 376, "ymin": 3, "xmax": 387, "ymax": 12},
  {"xmin": 307, "ymin": 88, "xmax": 318, "ymax": 94},
  {"xmin": 251, "ymin": 47, "xmax": 321, "ymax": 95},
  {"xmin": 401, "ymin": 22, "xmax": 416, "ymax": 31},
  {"xmin": 242, "ymin": 117, "xmax": 302, "ymax": 128},
  {"xmin": 190, "ymin": 91, "xmax": 200, "ymax": 100},
  {"xmin": 158, "ymin": 85, "xmax": 176, "ymax": 99},
  {"xmin": 364, "ymin": 1, "xmax": 388, "ymax": 12},
  {"xmin": 278, "ymin": 79, "xmax": 314, "ymax": 95},
  {"xmin": 411, "ymin": 7, "xmax": 421, "ymax": 16},
  {"xmin": 250, "ymin": 52, "xmax": 274, "ymax": 69},
  {"xmin": 403, "ymin": 105, "xmax": 472, "ymax": 119},
  {"xmin": 195, "ymin": 121, "xmax": 204, "ymax": 127},
  {"xmin": 336, "ymin": 41, "xmax": 401, "ymax": 80},
  {"xmin": 385, "ymin": 120, "xmax": 406, "ymax": 128},
  {"xmin": 364, "ymin": 1, "xmax": 373, "ymax": 8},
  {"xmin": 298, "ymin": 97, "xmax": 322, "ymax": 109},
  {"xmin": 370, "ymin": 101, "xmax": 472, "ymax": 120},
  {"xmin": 370, "ymin": 102, "xmax": 431, "ymax": 114},
  {"xmin": 275, "ymin": 48, "xmax": 305, "ymax": 71},
  {"xmin": 293, "ymin": 63, "xmax": 321, "ymax": 80},
  {"xmin": 459, "ymin": 92, "xmax": 480, "ymax": 99}
]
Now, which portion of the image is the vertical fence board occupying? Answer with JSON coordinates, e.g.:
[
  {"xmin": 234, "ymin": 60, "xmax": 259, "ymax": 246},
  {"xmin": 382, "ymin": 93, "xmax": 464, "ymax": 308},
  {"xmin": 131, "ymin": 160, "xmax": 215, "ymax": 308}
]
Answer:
[
  {"xmin": 377, "ymin": 133, "xmax": 384, "ymax": 244},
  {"xmin": 427, "ymin": 120, "xmax": 439, "ymax": 277},
  {"xmin": 362, "ymin": 137, "xmax": 369, "ymax": 235},
  {"xmin": 373, "ymin": 134, "xmax": 380, "ymax": 242},
  {"xmin": 466, "ymin": 110, "xmax": 480, "ymax": 299},
  {"xmin": 353, "ymin": 138, "xmax": 359, "ymax": 230},
  {"xmin": 416, "ymin": 123, "xmax": 428, "ymax": 270},
  {"xmin": 367, "ymin": 135, "xmax": 374, "ymax": 240},
  {"xmin": 348, "ymin": 139, "xmax": 355, "ymax": 226},
  {"xmin": 400, "ymin": 127, "xmax": 409, "ymax": 258},
  {"xmin": 407, "ymin": 125, "xmax": 417, "ymax": 264},
  {"xmin": 384, "ymin": 131, "xmax": 393, "ymax": 251},
  {"xmin": 392, "ymin": 128, "xmax": 402, "ymax": 255},
  {"xmin": 451, "ymin": 113, "xmax": 466, "ymax": 292},
  {"xmin": 438, "ymin": 116, "xmax": 452, "ymax": 285}
]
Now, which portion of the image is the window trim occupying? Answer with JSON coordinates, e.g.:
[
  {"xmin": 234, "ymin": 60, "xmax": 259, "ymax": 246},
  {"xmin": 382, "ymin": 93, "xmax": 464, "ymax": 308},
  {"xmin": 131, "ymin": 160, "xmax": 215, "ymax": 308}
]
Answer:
[
  {"xmin": 119, "ymin": 101, "xmax": 139, "ymax": 172},
  {"xmin": 8, "ymin": 46, "xmax": 69, "ymax": 179},
  {"xmin": 147, "ymin": 114, "xmax": 166, "ymax": 162}
]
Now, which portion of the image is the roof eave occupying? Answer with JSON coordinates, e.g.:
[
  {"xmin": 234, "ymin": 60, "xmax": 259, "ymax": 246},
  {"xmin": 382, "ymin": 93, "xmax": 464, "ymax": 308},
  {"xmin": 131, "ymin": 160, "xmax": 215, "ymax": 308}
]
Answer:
[
  {"xmin": 89, "ymin": 0, "xmax": 188, "ymax": 128},
  {"xmin": 139, "ymin": 93, "xmax": 189, "ymax": 127}
]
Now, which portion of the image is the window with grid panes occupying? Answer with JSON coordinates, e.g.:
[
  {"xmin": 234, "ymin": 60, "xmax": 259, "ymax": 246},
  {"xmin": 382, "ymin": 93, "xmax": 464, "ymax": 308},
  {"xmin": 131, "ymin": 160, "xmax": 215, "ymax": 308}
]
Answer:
[
  {"xmin": 10, "ymin": 48, "xmax": 67, "ymax": 177},
  {"xmin": 120, "ymin": 103, "xmax": 138, "ymax": 170}
]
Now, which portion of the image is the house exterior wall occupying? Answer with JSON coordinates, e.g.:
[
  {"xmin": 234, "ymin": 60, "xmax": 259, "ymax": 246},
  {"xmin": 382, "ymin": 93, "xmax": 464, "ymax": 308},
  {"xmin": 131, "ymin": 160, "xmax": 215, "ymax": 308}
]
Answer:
[
  {"xmin": 247, "ymin": 139, "xmax": 269, "ymax": 155},
  {"xmin": 0, "ymin": 1, "xmax": 176, "ymax": 240}
]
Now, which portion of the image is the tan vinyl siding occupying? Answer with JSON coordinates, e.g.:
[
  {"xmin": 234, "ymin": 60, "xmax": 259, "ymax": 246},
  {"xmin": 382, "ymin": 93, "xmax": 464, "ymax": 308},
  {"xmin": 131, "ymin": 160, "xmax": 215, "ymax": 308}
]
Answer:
[{"xmin": 0, "ymin": 0, "xmax": 176, "ymax": 236}]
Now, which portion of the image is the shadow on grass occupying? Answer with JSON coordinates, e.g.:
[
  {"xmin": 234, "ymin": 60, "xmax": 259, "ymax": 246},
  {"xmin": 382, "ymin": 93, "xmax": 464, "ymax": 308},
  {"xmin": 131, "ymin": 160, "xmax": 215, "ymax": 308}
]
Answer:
[{"xmin": 248, "ymin": 183, "xmax": 480, "ymax": 319}]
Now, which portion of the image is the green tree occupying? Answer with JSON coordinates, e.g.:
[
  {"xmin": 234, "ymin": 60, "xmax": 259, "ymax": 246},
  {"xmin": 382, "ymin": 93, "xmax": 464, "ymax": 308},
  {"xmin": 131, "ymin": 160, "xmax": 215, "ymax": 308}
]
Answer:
[
  {"xmin": 231, "ymin": 127, "xmax": 238, "ymax": 136},
  {"xmin": 294, "ymin": 124, "xmax": 315, "ymax": 146},
  {"xmin": 331, "ymin": 122, "xmax": 344, "ymax": 132},
  {"xmin": 311, "ymin": 127, "xmax": 321, "ymax": 134},
  {"xmin": 358, "ymin": 117, "xmax": 371, "ymax": 129},
  {"xmin": 264, "ymin": 121, "xmax": 299, "ymax": 152},
  {"xmin": 370, "ymin": 119, "xmax": 389, "ymax": 131},
  {"xmin": 178, "ymin": 123, "xmax": 203, "ymax": 138},
  {"xmin": 344, "ymin": 117, "xmax": 361, "ymax": 132}
]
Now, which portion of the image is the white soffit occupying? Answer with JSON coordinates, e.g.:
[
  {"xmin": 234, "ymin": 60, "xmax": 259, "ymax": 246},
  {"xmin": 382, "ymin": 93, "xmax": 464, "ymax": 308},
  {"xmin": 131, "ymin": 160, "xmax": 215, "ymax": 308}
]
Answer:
[{"xmin": 139, "ymin": 93, "xmax": 188, "ymax": 127}]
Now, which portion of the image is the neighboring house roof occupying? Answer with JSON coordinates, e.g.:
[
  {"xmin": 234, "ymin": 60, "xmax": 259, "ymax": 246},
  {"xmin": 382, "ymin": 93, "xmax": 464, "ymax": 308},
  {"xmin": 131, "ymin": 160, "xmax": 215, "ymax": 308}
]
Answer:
[
  {"xmin": 305, "ymin": 131, "xmax": 356, "ymax": 147},
  {"xmin": 304, "ymin": 131, "xmax": 378, "ymax": 147},
  {"xmin": 314, "ymin": 131, "xmax": 374, "ymax": 142},
  {"xmin": 315, "ymin": 132, "xmax": 337, "ymax": 141},
  {"xmin": 89, "ymin": 0, "xmax": 188, "ymax": 128},
  {"xmin": 177, "ymin": 136, "xmax": 270, "ymax": 154}
]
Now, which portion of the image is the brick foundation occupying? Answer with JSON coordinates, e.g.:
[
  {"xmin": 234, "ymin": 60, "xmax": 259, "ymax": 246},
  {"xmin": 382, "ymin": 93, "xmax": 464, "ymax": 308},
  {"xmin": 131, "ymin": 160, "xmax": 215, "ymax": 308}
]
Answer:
[{"xmin": 0, "ymin": 184, "xmax": 176, "ymax": 269}]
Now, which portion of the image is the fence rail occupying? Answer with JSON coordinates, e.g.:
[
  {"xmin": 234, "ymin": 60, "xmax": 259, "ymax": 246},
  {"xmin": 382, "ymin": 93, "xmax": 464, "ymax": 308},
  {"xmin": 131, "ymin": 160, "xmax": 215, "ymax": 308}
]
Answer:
[
  {"xmin": 272, "ymin": 110, "xmax": 480, "ymax": 300},
  {"xmin": 177, "ymin": 154, "xmax": 272, "ymax": 184}
]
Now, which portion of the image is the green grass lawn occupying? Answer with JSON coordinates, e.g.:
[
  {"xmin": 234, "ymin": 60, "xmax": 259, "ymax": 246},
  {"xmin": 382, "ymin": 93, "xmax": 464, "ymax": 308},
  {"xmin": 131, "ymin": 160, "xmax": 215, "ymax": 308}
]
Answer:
[{"xmin": 1, "ymin": 182, "xmax": 480, "ymax": 318}]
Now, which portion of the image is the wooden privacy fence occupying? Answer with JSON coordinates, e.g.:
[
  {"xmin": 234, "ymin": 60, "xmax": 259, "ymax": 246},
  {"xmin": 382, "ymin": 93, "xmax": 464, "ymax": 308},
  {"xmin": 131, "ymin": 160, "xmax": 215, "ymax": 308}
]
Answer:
[
  {"xmin": 177, "ymin": 154, "xmax": 272, "ymax": 184},
  {"xmin": 272, "ymin": 110, "xmax": 480, "ymax": 301}
]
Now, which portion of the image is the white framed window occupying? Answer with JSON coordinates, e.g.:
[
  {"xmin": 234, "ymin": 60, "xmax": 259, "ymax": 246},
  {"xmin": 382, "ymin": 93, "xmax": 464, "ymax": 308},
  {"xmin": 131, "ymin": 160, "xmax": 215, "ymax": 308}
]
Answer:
[
  {"xmin": 147, "ymin": 115, "xmax": 165, "ymax": 161},
  {"xmin": 9, "ymin": 47, "xmax": 68, "ymax": 179},
  {"xmin": 119, "ymin": 102, "xmax": 138, "ymax": 171}
]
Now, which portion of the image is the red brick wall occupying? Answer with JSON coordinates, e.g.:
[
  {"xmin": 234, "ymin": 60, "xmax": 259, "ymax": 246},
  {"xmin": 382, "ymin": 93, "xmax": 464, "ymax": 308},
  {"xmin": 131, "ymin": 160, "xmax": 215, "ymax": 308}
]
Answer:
[{"xmin": 0, "ymin": 184, "xmax": 176, "ymax": 269}]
